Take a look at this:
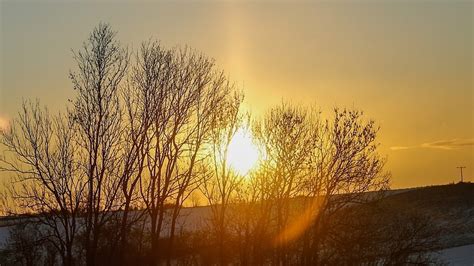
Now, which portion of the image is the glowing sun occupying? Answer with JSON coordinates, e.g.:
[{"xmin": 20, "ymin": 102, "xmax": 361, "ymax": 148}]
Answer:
[{"xmin": 227, "ymin": 128, "xmax": 259, "ymax": 175}]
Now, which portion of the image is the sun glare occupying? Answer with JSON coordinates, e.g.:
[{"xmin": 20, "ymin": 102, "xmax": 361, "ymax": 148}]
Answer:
[{"xmin": 227, "ymin": 128, "xmax": 259, "ymax": 176}]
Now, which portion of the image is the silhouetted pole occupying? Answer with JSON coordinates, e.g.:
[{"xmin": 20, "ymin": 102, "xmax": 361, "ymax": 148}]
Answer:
[{"xmin": 456, "ymin": 166, "xmax": 466, "ymax": 182}]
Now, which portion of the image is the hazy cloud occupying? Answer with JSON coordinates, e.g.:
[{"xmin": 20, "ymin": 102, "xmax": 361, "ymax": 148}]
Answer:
[
  {"xmin": 390, "ymin": 146, "xmax": 413, "ymax": 151},
  {"xmin": 390, "ymin": 138, "xmax": 474, "ymax": 151},
  {"xmin": 421, "ymin": 139, "xmax": 474, "ymax": 150}
]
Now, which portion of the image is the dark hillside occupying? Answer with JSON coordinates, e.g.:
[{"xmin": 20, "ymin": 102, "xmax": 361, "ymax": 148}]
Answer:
[
  {"xmin": 381, "ymin": 182, "xmax": 474, "ymax": 209},
  {"xmin": 380, "ymin": 182, "xmax": 474, "ymax": 248}
]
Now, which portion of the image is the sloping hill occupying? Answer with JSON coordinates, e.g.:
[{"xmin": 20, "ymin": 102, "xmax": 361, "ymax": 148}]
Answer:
[
  {"xmin": 380, "ymin": 182, "xmax": 474, "ymax": 248},
  {"xmin": 382, "ymin": 182, "xmax": 474, "ymax": 209}
]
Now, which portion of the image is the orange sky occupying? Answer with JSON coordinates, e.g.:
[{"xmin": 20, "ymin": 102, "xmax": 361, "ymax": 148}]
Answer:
[{"xmin": 0, "ymin": 1, "xmax": 472, "ymax": 188}]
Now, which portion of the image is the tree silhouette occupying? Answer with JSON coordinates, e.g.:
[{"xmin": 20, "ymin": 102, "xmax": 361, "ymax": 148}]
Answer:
[
  {"xmin": 0, "ymin": 23, "xmax": 450, "ymax": 266},
  {"xmin": 0, "ymin": 101, "xmax": 83, "ymax": 266}
]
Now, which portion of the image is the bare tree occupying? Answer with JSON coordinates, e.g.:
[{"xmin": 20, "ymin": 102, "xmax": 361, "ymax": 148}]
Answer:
[
  {"xmin": 300, "ymin": 108, "xmax": 390, "ymax": 265},
  {"xmin": 133, "ymin": 43, "xmax": 231, "ymax": 265},
  {"xmin": 201, "ymin": 91, "xmax": 245, "ymax": 265},
  {"xmin": 0, "ymin": 23, "xmax": 398, "ymax": 266},
  {"xmin": 0, "ymin": 101, "xmax": 84, "ymax": 266},
  {"xmin": 164, "ymin": 59, "xmax": 233, "ymax": 265},
  {"xmin": 69, "ymin": 23, "xmax": 129, "ymax": 266},
  {"xmin": 231, "ymin": 168, "xmax": 276, "ymax": 265},
  {"xmin": 111, "ymin": 41, "xmax": 172, "ymax": 265},
  {"xmin": 250, "ymin": 104, "xmax": 389, "ymax": 265},
  {"xmin": 253, "ymin": 103, "xmax": 318, "ymax": 265}
]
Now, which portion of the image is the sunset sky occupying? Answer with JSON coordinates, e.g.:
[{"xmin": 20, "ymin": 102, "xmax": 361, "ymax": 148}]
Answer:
[{"xmin": 0, "ymin": 1, "xmax": 472, "ymax": 188}]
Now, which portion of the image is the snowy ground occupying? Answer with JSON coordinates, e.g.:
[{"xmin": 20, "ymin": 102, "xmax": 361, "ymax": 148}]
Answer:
[
  {"xmin": 0, "ymin": 226, "xmax": 8, "ymax": 248},
  {"xmin": 1, "ymin": 221, "xmax": 474, "ymax": 264},
  {"xmin": 437, "ymin": 244, "xmax": 474, "ymax": 265}
]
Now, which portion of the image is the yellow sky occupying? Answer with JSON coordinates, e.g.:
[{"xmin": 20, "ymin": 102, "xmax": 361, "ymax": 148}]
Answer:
[{"xmin": 0, "ymin": 1, "xmax": 473, "ymax": 188}]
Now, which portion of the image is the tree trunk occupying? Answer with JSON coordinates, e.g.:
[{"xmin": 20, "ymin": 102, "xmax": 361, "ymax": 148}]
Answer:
[{"xmin": 117, "ymin": 197, "xmax": 131, "ymax": 265}]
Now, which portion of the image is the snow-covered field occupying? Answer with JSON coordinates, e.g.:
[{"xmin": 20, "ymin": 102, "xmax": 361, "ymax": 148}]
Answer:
[
  {"xmin": 1, "ymin": 217, "xmax": 474, "ymax": 264},
  {"xmin": 0, "ymin": 226, "xmax": 8, "ymax": 248},
  {"xmin": 437, "ymin": 244, "xmax": 474, "ymax": 265},
  {"xmin": 1, "ymin": 184, "xmax": 472, "ymax": 263}
]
